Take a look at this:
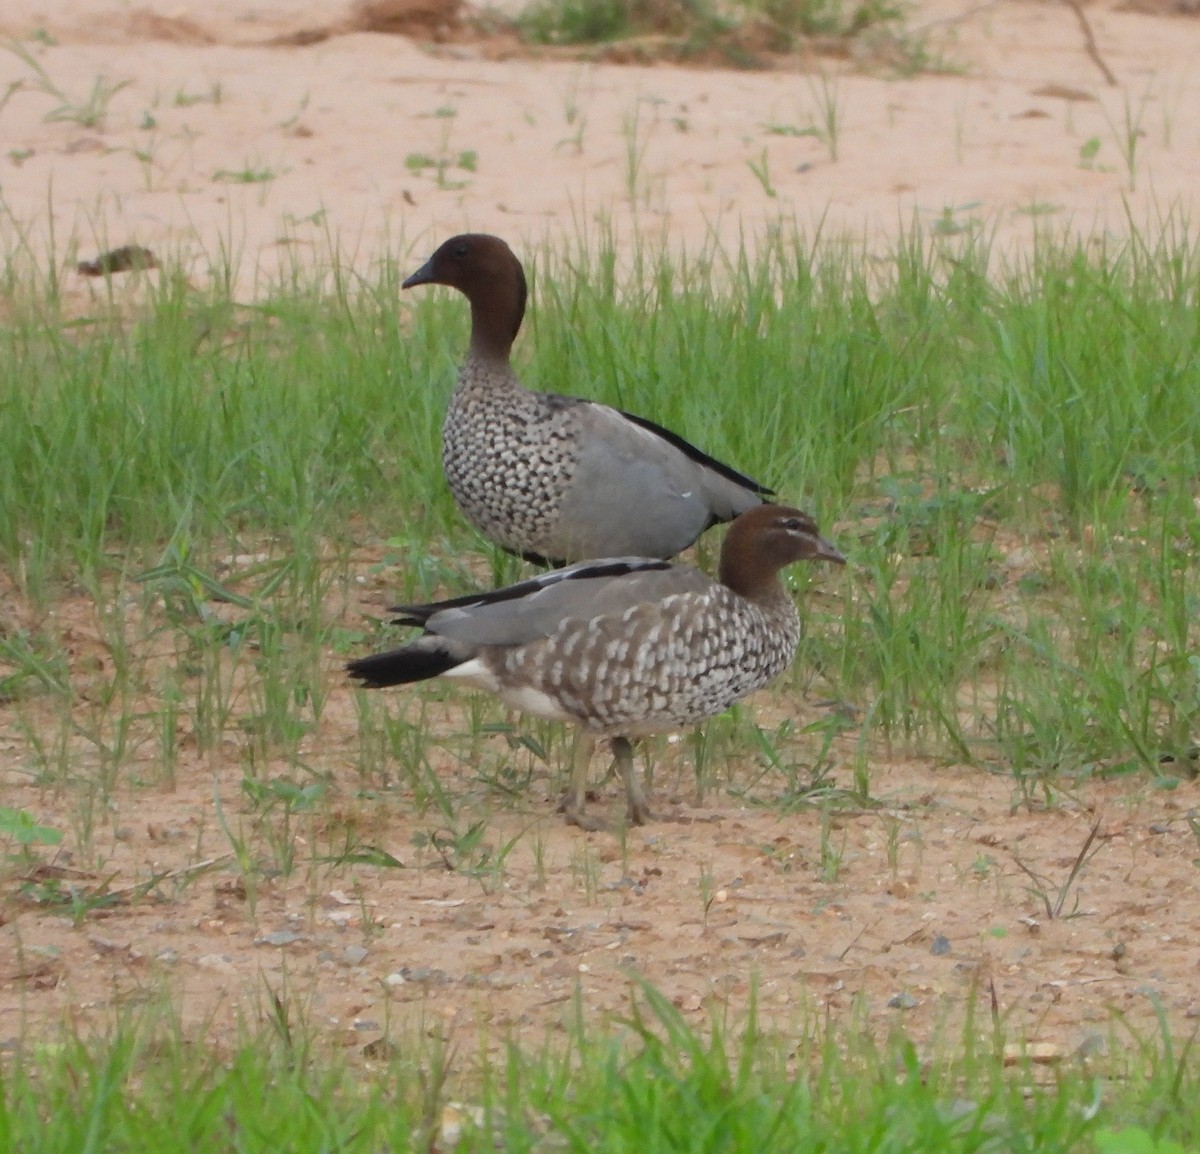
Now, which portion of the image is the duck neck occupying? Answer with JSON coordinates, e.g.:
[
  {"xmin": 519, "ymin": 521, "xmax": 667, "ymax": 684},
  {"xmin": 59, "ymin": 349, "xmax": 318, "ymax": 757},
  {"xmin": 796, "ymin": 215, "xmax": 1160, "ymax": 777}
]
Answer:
[
  {"xmin": 466, "ymin": 278, "xmax": 524, "ymax": 367},
  {"xmin": 467, "ymin": 311, "xmax": 513, "ymax": 365},
  {"xmin": 719, "ymin": 552, "xmax": 785, "ymax": 606}
]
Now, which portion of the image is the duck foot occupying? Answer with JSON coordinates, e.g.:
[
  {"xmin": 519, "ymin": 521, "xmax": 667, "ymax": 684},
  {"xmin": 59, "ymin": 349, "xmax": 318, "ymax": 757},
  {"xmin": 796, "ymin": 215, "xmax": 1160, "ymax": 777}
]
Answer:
[
  {"xmin": 559, "ymin": 732, "xmax": 608, "ymax": 830},
  {"xmin": 562, "ymin": 803, "xmax": 608, "ymax": 832},
  {"xmin": 624, "ymin": 797, "xmax": 657, "ymax": 826},
  {"xmin": 614, "ymin": 737, "xmax": 658, "ymax": 827}
]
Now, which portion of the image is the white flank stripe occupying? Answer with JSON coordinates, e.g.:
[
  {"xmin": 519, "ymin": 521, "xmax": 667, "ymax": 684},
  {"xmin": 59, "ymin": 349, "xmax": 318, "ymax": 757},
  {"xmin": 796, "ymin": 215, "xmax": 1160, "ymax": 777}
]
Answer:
[
  {"xmin": 442, "ymin": 658, "xmax": 501, "ymax": 694},
  {"xmin": 503, "ymin": 684, "xmax": 573, "ymax": 722}
]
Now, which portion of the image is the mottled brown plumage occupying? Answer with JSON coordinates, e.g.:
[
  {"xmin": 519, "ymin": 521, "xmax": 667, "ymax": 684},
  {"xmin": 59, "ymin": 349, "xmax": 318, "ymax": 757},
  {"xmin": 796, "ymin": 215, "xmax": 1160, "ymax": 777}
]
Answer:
[
  {"xmin": 403, "ymin": 233, "xmax": 773, "ymax": 566},
  {"xmin": 348, "ymin": 505, "xmax": 845, "ymax": 827}
]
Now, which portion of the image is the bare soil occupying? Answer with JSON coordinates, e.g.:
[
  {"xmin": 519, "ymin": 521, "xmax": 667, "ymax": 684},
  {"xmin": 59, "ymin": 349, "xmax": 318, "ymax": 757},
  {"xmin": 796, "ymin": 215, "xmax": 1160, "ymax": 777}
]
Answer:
[{"xmin": 2, "ymin": 0, "xmax": 1200, "ymax": 1058}]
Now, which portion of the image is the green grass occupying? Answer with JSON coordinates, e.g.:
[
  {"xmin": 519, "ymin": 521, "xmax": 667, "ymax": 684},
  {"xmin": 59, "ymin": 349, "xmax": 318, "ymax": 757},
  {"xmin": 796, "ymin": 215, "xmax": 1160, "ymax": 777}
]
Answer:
[
  {"xmin": 2, "ymin": 36, "xmax": 131, "ymax": 130},
  {"xmin": 1, "ymin": 223, "xmax": 1199, "ymax": 795},
  {"xmin": 512, "ymin": 0, "xmax": 930, "ymax": 70},
  {"xmin": 1, "ymin": 986, "xmax": 1198, "ymax": 1151}
]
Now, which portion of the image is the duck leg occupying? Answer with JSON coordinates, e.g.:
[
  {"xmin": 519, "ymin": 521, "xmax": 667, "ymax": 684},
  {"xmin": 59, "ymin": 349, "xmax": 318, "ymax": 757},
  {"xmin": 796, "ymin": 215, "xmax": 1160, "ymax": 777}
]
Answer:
[
  {"xmin": 562, "ymin": 732, "xmax": 606, "ymax": 831},
  {"xmin": 616, "ymin": 736, "xmax": 655, "ymax": 826}
]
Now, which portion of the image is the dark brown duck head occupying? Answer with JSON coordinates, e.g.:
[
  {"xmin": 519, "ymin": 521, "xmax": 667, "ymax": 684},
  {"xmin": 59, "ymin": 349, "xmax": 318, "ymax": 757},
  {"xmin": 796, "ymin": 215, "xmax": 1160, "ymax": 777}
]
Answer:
[
  {"xmin": 718, "ymin": 504, "xmax": 845, "ymax": 602},
  {"xmin": 403, "ymin": 233, "xmax": 527, "ymax": 364}
]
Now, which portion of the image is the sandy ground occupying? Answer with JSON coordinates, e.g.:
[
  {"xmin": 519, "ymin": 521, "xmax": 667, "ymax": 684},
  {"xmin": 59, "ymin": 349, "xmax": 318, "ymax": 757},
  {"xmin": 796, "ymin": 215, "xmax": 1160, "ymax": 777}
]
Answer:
[
  {"xmin": 2, "ymin": 1, "xmax": 1200, "ymax": 1060},
  {"xmin": 1, "ymin": 0, "xmax": 1199, "ymax": 288},
  {"xmin": 4, "ymin": 654, "xmax": 1200, "ymax": 1061}
]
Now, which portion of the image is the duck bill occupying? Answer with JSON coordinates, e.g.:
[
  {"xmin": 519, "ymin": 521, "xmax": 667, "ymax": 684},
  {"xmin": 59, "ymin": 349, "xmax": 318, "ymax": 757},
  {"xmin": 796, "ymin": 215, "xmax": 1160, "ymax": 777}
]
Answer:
[
  {"xmin": 402, "ymin": 257, "xmax": 436, "ymax": 290},
  {"xmin": 816, "ymin": 536, "xmax": 847, "ymax": 565}
]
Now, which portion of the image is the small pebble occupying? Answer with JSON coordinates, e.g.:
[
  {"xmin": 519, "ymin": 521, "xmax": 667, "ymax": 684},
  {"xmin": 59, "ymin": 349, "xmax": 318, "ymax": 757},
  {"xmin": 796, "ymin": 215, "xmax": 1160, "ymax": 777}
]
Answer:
[
  {"xmin": 363, "ymin": 1038, "xmax": 399, "ymax": 1059},
  {"xmin": 256, "ymin": 930, "xmax": 303, "ymax": 947}
]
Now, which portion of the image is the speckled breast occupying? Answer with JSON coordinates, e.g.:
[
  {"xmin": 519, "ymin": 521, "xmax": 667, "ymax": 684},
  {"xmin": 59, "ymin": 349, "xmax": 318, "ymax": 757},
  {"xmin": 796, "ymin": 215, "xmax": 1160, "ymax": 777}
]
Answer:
[
  {"xmin": 507, "ymin": 589, "xmax": 802, "ymax": 736},
  {"xmin": 442, "ymin": 380, "xmax": 578, "ymax": 557}
]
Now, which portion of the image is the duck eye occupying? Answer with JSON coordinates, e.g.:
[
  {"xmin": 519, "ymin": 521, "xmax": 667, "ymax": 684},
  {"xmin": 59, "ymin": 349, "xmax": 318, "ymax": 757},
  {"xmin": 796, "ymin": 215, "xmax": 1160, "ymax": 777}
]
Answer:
[{"xmin": 453, "ymin": 244, "xmax": 468, "ymax": 258}]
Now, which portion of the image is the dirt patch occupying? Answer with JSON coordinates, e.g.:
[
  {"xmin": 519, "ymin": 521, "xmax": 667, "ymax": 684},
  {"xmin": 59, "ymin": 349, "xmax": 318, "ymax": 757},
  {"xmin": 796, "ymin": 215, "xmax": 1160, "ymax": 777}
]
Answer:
[
  {"xmin": 2, "ymin": 0, "xmax": 1199, "ymax": 299},
  {"xmin": 2, "ymin": 0, "xmax": 1200, "ymax": 1055},
  {"xmin": 124, "ymin": 12, "xmax": 218, "ymax": 45},
  {"xmin": 268, "ymin": 0, "xmax": 469, "ymax": 48},
  {"xmin": 1116, "ymin": 0, "xmax": 1199, "ymax": 15},
  {"xmin": 4, "ymin": 742, "xmax": 1200, "ymax": 1057}
]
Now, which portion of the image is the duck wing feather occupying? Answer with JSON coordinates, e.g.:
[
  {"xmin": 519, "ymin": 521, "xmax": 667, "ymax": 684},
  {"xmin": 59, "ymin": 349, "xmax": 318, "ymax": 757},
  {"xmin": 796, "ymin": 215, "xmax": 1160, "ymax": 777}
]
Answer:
[{"xmin": 393, "ymin": 557, "xmax": 713, "ymax": 648}]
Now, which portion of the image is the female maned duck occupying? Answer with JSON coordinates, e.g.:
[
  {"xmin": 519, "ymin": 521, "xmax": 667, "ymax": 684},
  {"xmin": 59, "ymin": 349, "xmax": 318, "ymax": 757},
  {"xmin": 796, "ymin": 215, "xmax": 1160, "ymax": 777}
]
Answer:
[
  {"xmin": 347, "ymin": 505, "xmax": 844, "ymax": 828},
  {"xmin": 403, "ymin": 233, "xmax": 773, "ymax": 566}
]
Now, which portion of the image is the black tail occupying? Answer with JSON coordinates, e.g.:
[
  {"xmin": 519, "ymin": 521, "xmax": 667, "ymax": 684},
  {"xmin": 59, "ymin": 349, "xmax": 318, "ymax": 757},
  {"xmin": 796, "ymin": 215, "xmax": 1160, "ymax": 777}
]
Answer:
[{"xmin": 346, "ymin": 642, "xmax": 461, "ymax": 689}]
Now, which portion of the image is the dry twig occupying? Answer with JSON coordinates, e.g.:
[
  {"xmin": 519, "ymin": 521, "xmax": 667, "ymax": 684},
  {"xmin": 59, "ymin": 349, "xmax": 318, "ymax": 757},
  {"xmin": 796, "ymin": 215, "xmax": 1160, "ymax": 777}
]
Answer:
[{"xmin": 1060, "ymin": 0, "xmax": 1118, "ymax": 86}]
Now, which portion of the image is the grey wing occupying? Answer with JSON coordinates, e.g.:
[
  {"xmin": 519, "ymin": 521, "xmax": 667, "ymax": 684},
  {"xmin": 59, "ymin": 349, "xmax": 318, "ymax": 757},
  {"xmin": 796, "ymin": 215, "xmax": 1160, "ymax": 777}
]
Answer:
[
  {"xmin": 425, "ymin": 562, "xmax": 714, "ymax": 647},
  {"xmin": 554, "ymin": 403, "xmax": 766, "ymax": 560}
]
